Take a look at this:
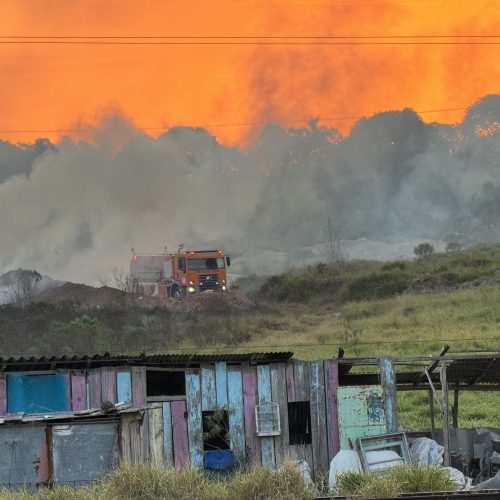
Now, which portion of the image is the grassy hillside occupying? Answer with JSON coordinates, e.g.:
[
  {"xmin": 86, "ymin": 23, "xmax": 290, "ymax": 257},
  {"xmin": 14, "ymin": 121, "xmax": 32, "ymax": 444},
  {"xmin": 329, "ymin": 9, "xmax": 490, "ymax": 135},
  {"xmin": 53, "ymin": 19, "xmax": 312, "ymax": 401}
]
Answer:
[{"xmin": 2, "ymin": 243, "xmax": 500, "ymax": 428}]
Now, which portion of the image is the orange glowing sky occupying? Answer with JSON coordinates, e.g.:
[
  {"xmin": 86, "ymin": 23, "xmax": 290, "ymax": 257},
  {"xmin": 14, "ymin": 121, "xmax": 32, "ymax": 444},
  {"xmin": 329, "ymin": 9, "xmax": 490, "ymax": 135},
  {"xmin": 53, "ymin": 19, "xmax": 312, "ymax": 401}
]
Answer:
[{"xmin": 0, "ymin": 0, "xmax": 499, "ymax": 145}]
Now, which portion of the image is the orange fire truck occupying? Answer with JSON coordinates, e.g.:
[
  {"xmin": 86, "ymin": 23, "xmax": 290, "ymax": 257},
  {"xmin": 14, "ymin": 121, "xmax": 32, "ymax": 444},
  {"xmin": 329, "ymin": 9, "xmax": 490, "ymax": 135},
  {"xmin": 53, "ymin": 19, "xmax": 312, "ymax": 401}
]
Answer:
[{"xmin": 130, "ymin": 248, "xmax": 230, "ymax": 299}]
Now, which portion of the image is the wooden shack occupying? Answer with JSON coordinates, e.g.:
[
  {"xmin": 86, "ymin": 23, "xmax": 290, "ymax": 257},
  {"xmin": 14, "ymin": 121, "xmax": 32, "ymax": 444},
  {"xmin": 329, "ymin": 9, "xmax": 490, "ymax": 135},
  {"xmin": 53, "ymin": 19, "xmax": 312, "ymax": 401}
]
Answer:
[{"xmin": 0, "ymin": 352, "xmax": 399, "ymax": 483}]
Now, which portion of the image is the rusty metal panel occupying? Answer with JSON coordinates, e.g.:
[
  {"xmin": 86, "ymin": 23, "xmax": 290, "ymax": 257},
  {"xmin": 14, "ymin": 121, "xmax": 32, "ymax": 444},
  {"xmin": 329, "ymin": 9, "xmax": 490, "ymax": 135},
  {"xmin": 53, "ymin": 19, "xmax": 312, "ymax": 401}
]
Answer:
[
  {"xmin": 337, "ymin": 385, "xmax": 386, "ymax": 450},
  {"xmin": 52, "ymin": 422, "xmax": 118, "ymax": 484},
  {"xmin": 0, "ymin": 424, "xmax": 48, "ymax": 488}
]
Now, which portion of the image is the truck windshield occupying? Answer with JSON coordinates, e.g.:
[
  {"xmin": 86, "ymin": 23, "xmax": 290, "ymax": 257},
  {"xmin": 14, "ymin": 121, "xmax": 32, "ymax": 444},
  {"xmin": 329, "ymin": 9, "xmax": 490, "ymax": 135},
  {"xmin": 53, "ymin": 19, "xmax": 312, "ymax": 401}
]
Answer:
[{"xmin": 188, "ymin": 258, "xmax": 225, "ymax": 270}]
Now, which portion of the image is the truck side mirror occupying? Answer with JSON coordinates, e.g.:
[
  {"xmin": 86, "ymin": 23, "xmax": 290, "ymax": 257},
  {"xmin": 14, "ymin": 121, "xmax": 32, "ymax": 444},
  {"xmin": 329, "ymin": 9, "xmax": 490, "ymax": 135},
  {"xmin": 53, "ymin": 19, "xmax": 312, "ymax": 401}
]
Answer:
[{"xmin": 225, "ymin": 256, "xmax": 231, "ymax": 267}]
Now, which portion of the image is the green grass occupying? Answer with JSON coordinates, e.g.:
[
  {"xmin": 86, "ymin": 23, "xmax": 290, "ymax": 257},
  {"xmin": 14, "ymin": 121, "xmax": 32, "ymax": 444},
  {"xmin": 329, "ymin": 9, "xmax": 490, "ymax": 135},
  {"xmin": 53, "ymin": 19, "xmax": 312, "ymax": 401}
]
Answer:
[{"xmin": 335, "ymin": 466, "xmax": 457, "ymax": 498}]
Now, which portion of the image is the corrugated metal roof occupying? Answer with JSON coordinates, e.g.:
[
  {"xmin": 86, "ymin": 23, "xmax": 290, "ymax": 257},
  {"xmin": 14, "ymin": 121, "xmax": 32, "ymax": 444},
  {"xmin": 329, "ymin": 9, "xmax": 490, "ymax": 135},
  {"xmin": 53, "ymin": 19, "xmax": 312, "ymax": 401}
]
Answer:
[{"xmin": 0, "ymin": 351, "xmax": 294, "ymax": 371}]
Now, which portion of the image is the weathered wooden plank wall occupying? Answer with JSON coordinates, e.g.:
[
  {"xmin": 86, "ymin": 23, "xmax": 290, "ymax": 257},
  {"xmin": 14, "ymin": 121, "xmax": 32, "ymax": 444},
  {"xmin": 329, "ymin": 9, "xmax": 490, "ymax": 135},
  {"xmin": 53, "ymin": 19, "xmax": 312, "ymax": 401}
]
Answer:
[
  {"xmin": 257, "ymin": 364, "xmax": 276, "ymax": 468},
  {"xmin": 324, "ymin": 360, "xmax": 340, "ymax": 461},
  {"xmin": 271, "ymin": 363, "xmax": 289, "ymax": 466},
  {"xmin": 0, "ymin": 373, "xmax": 6, "ymax": 415},
  {"xmin": 116, "ymin": 369, "xmax": 132, "ymax": 404},
  {"xmin": 310, "ymin": 361, "xmax": 329, "ymax": 476},
  {"xmin": 71, "ymin": 372, "xmax": 87, "ymax": 411},
  {"xmin": 131, "ymin": 367, "xmax": 149, "ymax": 459},
  {"xmin": 242, "ymin": 363, "xmax": 260, "ymax": 463},
  {"xmin": 171, "ymin": 400, "xmax": 189, "ymax": 468},
  {"xmin": 380, "ymin": 357, "xmax": 398, "ymax": 433},
  {"xmin": 88, "ymin": 369, "xmax": 102, "ymax": 409},
  {"xmin": 186, "ymin": 368, "xmax": 204, "ymax": 467},
  {"xmin": 215, "ymin": 362, "xmax": 228, "ymax": 406},
  {"xmin": 201, "ymin": 364, "xmax": 216, "ymax": 411},
  {"xmin": 227, "ymin": 365, "xmax": 245, "ymax": 461},
  {"xmin": 290, "ymin": 361, "xmax": 313, "ymax": 471},
  {"xmin": 149, "ymin": 404, "xmax": 164, "ymax": 464},
  {"xmin": 162, "ymin": 402, "xmax": 174, "ymax": 467},
  {"xmin": 62, "ymin": 371, "xmax": 72, "ymax": 411},
  {"xmin": 101, "ymin": 367, "xmax": 117, "ymax": 403}
]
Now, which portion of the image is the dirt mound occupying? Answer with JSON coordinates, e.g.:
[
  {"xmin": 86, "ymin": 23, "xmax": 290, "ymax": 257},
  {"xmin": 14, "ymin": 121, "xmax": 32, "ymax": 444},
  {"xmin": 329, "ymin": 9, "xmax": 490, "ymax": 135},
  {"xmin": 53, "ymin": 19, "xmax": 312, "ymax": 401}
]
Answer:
[
  {"xmin": 461, "ymin": 270, "xmax": 500, "ymax": 289},
  {"xmin": 37, "ymin": 282, "xmax": 124, "ymax": 309},
  {"xmin": 137, "ymin": 290, "xmax": 250, "ymax": 312}
]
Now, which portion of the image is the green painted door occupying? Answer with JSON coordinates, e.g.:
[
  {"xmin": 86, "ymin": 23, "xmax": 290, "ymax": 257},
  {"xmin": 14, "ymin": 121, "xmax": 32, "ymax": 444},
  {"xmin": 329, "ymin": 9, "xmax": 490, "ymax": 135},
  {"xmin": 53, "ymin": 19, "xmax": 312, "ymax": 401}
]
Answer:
[{"xmin": 337, "ymin": 385, "xmax": 386, "ymax": 449}]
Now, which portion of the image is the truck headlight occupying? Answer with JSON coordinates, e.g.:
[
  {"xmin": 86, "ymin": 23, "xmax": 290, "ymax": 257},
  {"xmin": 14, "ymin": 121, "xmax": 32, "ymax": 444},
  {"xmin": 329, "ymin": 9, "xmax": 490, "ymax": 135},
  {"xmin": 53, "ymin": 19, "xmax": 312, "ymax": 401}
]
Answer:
[
  {"xmin": 222, "ymin": 285, "xmax": 227, "ymax": 291},
  {"xmin": 188, "ymin": 286, "xmax": 196, "ymax": 293}
]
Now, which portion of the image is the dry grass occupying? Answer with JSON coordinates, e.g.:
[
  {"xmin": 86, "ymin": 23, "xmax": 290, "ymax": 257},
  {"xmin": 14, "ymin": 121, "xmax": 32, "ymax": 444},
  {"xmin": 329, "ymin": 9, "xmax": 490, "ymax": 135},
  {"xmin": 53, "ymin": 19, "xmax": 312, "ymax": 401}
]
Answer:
[{"xmin": 0, "ymin": 463, "xmax": 315, "ymax": 500}]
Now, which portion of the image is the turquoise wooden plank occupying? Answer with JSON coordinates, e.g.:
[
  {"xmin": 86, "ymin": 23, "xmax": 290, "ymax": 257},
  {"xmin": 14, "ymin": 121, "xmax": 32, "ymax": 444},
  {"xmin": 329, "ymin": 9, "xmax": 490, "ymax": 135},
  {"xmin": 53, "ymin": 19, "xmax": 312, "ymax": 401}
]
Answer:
[
  {"xmin": 227, "ymin": 366, "xmax": 245, "ymax": 462},
  {"xmin": 215, "ymin": 362, "xmax": 228, "ymax": 407},
  {"xmin": 310, "ymin": 361, "xmax": 329, "ymax": 477},
  {"xmin": 257, "ymin": 364, "xmax": 276, "ymax": 468},
  {"xmin": 162, "ymin": 402, "xmax": 174, "ymax": 467},
  {"xmin": 201, "ymin": 364, "xmax": 216, "ymax": 411},
  {"xmin": 186, "ymin": 369, "xmax": 204, "ymax": 467},
  {"xmin": 117, "ymin": 370, "xmax": 132, "ymax": 404}
]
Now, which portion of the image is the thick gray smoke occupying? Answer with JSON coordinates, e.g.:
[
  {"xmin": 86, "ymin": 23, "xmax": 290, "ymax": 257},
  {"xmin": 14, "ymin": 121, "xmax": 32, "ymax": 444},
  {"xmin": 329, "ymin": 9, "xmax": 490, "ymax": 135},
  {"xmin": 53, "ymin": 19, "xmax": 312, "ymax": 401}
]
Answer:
[{"xmin": 0, "ymin": 94, "xmax": 499, "ymax": 283}]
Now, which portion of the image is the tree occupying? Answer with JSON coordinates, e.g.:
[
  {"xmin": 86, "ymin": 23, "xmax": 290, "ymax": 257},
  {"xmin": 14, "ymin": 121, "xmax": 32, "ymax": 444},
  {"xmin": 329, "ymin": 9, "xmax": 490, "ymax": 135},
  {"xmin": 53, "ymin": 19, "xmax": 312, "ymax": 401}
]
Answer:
[
  {"xmin": 445, "ymin": 241, "xmax": 462, "ymax": 253},
  {"xmin": 7, "ymin": 269, "xmax": 42, "ymax": 309},
  {"xmin": 414, "ymin": 243, "xmax": 435, "ymax": 259},
  {"xmin": 100, "ymin": 267, "xmax": 138, "ymax": 309}
]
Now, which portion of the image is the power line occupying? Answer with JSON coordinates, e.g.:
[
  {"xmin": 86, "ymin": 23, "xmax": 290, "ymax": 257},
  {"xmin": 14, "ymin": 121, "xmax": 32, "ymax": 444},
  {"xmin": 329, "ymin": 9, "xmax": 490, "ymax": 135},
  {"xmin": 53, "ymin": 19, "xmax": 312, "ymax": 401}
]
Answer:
[
  {"xmin": 1, "ymin": 35, "xmax": 498, "ymax": 39},
  {"xmin": 3, "ymin": 337, "xmax": 500, "ymax": 359},
  {"xmin": 0, "ymin": 40, "xmax": 498, "ymax": 45},
  {"xmin": 0, "ymin": 107, "xmax": 468, "ymax": 135}
]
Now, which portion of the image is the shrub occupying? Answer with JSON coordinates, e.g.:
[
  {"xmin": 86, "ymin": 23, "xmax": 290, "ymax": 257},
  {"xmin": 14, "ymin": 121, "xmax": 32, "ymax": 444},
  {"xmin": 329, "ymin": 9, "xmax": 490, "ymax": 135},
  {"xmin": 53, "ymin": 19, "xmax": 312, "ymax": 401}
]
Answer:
[{"xmin": 344, "ymin": 272, "xmax": 411, "ymax": 301}]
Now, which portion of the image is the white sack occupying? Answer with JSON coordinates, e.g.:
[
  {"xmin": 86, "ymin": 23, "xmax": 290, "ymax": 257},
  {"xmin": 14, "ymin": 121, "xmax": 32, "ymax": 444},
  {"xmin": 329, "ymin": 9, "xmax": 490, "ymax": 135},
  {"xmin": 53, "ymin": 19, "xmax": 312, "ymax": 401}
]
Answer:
[
  {"xmin": 410, "ymin": 437, "xmax": 444, "ymax": 466},
  {"xmin": 328, "ymin": 450, "xmax": 363, "ymax": 492},
  {"xmin": 445, "ymin": 466, "xmax": 472, "ymax": 491}
]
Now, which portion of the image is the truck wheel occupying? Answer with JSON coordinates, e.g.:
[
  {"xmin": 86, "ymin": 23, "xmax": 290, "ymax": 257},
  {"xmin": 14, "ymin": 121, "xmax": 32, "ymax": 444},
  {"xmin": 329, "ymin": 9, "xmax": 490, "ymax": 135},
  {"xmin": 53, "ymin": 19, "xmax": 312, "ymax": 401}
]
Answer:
[{"xmin": 171, "ymin": 286, "xmax": 182, "ymax": 300}]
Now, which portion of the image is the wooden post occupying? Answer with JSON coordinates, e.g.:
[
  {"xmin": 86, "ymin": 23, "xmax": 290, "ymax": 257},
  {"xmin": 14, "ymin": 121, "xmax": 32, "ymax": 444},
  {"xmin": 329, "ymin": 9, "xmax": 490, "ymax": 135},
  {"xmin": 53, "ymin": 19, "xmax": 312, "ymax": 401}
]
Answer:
[
  {"xmin": 440, "ymin": 360, "xmax": 450, "ymax": 466},
  {"xmin": 452, "ymin": 384, "xmax": 459, "ymax": 429},
  {"xmin": 379, "ymin": 356, "xmax": 398, "ymax": 433},
  {"xmin": 428, "ymin": 388, "xmax": 435, "ymax": 440}
]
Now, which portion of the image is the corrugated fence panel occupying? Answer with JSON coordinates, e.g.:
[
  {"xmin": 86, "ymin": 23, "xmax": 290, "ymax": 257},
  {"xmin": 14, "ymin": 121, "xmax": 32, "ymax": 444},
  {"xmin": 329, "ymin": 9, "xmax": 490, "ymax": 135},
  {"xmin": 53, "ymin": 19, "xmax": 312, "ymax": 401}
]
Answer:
[
  {"xmin": 227, "ymin": 365, "xmax": 245, "ymax": 461},
  {"xmin": 324, "ymin": 360, "xmax": 340, "ymax": 461},
  {"xmin": 71, "ymin": 372, "xmax": 87, "ymax": 411},
  {"xmin": 162, "ymin": 402, "xmax": 174, "ymax": 467},
  {"xmin": 271, "ymin": 363, "xmax": 289, "ymax": 466},
  {"xmin": 310, "ymin": 361, "xmax": 329, "ymax": 477},
  {"xmin": 116, "ymin": 370, "xmax": 132, "ymax": 404},
  {"xmin": 149, "ymin": 403, "xmax": 164, "ymax": 464},
  {"xmin": 215, "ymin": 362, "xmax": 228, "ymax": 407},
  {"xmin": 88, "ymin": 370, "xmax": 102, "ymax": 409},
  {"xmin": 186, "ymin": 369, "xmax": 203, "ymax": 467},
  {"xmin": 257, "ymin": 364, "xmax": 276, "ymax": 468},
  {"xmin": 242, "ymin": 363, "xmax": 260, "ymax": 464},
  {"xmin": 201, "ymin": 364, "xmax": 216, "ymax": 411},
  {"xmin": 171, "ymin": 400, "xmax": 189, "ymax": 468},
  {"xmin": 101, "ymin": 367, "xmax": 117, "ymax": 403},
  {"xmin": 0, "ymin": 373, "xmax": 7, "ymax": 415}
]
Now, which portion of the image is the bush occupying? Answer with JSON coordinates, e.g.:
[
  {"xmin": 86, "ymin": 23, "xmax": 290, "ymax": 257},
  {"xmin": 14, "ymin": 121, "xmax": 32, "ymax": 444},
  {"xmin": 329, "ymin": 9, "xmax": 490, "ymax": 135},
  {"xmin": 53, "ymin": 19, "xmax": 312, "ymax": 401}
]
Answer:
[{"xmin": 344, "ymin": 272, "xmax": 411, "ymax": 301}]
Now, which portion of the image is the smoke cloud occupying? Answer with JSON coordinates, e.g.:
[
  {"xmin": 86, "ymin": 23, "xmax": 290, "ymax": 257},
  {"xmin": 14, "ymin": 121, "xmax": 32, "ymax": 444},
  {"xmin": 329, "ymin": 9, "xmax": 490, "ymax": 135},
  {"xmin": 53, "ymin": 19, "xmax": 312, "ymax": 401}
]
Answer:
[{"xmin": 0, "ymin": 94, "xmax": 499, "ymax": 283}]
